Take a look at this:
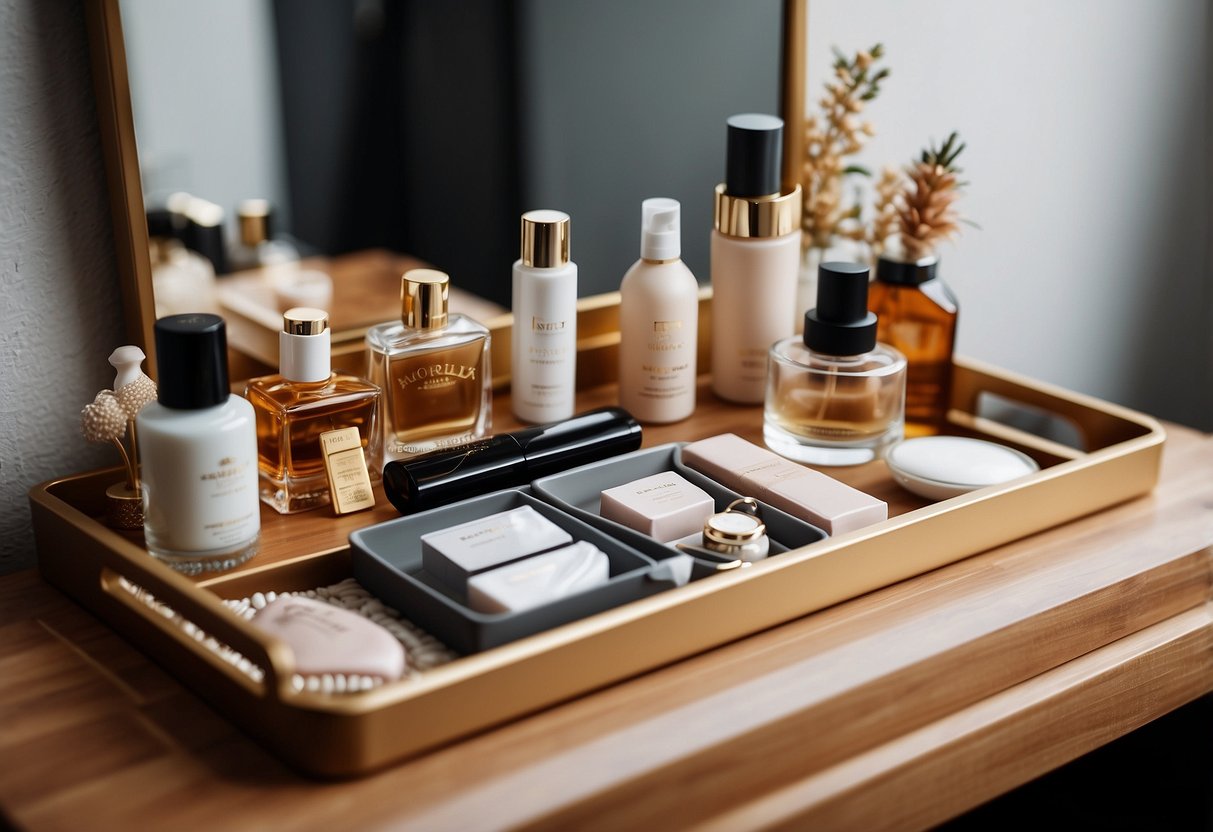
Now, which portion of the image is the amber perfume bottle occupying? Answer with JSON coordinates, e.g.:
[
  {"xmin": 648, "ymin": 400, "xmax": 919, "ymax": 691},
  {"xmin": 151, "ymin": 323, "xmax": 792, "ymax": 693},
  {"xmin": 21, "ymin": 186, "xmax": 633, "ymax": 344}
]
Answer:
[
  {"xmin": 764, "ymin": 262, "xmax": 906, "ymax": 466},
  {"xmin": 868, "ymin": 255, "xmax": 958, "ymax": 435},
  {"xmin": 366, "ymin": 269, "xmax": 492, "ymax": 463},
  {"xmin": 246, "ymin": 308, "xmax": 381, "ymax": 513}
]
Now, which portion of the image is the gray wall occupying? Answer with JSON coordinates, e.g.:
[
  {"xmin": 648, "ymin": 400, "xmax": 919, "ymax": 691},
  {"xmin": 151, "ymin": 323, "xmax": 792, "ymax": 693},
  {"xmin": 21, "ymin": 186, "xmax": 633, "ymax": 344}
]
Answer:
[
  {"xmin": 0, "ymin": 0, "xmax": 127, "ymax": 571},
  {"xmin": 520, "ymin": 0, "xmax": 781, "ymax": 290}
]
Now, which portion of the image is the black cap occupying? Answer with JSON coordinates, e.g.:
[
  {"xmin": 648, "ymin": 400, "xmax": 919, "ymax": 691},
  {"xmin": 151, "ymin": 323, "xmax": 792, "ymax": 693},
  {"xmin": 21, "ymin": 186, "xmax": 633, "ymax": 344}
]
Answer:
[
  {"xmin": 154, "ymin": 314, "xmax": 231, "ymax": 409},
  {"xmin": 146, "ymin": 208, "xmax": 175, "ymax": 239},
  {"xmin": 804, "ymin": 262, "xmax": 878, "ymax": 356},
  {"xmin": 725, "ymin": 114, "xmax": 783, "ymax": 198},
  {"xmin": 184, "ymin": 219, "xmax": 229, "ymax": 275},
  {"xmin": 875, "ymin": 255, "xmax": 939, "ymax": 286}
]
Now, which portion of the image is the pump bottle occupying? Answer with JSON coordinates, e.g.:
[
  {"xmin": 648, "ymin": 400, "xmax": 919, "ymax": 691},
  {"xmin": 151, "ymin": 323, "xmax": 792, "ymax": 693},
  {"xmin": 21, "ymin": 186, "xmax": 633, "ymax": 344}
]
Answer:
[{"xmin": 619, "ymin": 198, "xmax": 699, "ymax": 423}]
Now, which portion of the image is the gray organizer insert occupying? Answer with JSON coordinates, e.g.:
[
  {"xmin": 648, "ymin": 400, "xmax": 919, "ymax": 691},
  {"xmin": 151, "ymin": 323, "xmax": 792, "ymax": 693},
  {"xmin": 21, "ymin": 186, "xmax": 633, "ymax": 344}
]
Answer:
[
  {"xmin": 350, "ymin": 488, "xmax": 684, "ymax": 654},
  {"xmin": 531, "ymin": 443, "xmax": 828, "ymax": 579}
]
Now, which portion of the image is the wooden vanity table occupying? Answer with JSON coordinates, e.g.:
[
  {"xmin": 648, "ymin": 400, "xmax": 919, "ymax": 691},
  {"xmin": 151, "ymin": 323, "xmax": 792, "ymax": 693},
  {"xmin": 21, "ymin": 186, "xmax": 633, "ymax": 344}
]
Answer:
[{"xmin": 4, "ymin": 380, "xmax": 1210, "ymax": 830}]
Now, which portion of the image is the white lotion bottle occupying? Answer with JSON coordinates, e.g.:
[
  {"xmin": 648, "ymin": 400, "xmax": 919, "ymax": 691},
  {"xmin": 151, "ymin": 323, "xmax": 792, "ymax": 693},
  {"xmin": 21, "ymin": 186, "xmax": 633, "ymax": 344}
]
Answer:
[
  {"xmin": 137, "ymin": 314, "xmax": 261, "ymax": 575},
  {"xmin": 619, "ymin": 198, "xmax": 699, "ymax": 423},
  {"xmin": 512, "ymin": 210, "xmax": 578, "ymax": 423},
  {"xmin": 710, "ymin": 114, "xmax": 802, "ymax": 404}
]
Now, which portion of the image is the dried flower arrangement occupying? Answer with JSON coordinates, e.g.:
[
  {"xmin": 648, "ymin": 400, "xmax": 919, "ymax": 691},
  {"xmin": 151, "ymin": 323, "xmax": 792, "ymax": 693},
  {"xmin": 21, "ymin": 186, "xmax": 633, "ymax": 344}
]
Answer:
[
  {"xmin": 872, "ymin": 132, "xmax": 969, "ymax": 260},
  {"xmin": 81, "ymin": 346, "xmax": 157, "ymax": 495},
  {"xmin": 801, "ymin": 44, "xmax": 890, "ymax": 252}
]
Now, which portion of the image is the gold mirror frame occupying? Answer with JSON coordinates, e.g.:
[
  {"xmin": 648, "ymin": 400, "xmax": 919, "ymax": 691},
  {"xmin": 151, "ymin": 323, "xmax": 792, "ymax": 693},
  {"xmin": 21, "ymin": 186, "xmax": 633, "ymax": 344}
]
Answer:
[{"xmin": 84, "ymin": 0, "xmax": 806, "ymax": 381}]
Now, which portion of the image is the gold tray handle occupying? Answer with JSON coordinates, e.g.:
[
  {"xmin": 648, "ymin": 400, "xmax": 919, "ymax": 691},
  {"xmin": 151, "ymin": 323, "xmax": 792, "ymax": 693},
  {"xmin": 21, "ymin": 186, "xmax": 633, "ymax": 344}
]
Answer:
[{"xmin": 98, "ymin": 553, "xmax": 297, "ymax": 702}]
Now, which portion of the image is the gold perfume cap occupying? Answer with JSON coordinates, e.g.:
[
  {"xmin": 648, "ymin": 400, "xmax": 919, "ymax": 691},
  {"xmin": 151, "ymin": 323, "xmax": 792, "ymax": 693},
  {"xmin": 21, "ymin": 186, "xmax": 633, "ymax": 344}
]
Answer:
[
  {"xmin": 402, "ymin": 269, "xmax": 449, "ymax": 329},
  {"xmin": 238, "ymin": 199, "xmax": 272, "ymax": 246},
  {"xmin": 282, "ymin": 307, "xmax": 328, "ymax": 336},
  {"xmin": 520, "ymin": 210, "xmax": 570, "ymax": 268}
]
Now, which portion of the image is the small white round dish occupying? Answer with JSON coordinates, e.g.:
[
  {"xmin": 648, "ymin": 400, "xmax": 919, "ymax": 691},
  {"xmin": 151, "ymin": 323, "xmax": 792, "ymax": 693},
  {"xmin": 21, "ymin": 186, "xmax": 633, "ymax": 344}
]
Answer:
[{"xmin": 885, "ymin": 436, "xmax": 1040, "ymax": 500}]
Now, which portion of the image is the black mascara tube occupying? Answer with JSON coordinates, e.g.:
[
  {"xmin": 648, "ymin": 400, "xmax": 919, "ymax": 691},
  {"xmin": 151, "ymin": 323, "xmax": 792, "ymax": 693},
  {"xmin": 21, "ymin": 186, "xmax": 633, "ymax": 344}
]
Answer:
[{"xmin": 382, "ymin": 407, "xmax": 642, "ymax": 515}]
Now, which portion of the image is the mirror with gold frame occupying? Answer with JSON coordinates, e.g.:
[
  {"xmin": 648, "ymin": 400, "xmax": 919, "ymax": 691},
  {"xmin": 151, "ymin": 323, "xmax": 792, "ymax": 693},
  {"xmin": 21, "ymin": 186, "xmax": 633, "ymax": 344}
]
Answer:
[{"xmin": 85, "ymin": 0, "xmax": 805, "ymax": 383}]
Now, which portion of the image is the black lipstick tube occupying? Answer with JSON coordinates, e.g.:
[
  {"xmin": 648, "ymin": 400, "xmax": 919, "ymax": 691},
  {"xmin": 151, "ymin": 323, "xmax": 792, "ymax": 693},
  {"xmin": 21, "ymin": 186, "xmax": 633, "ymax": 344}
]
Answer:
[{"xmin": 382, "ymin": 407, "xmax": 642, "ymax": 515}]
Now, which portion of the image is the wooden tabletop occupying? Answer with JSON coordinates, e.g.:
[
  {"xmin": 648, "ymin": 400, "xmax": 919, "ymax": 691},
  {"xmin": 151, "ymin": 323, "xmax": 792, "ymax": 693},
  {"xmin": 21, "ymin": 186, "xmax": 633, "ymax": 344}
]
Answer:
[{"xmin": 3, "ymin": 405, "xmax": 1211, "ymax": 829}]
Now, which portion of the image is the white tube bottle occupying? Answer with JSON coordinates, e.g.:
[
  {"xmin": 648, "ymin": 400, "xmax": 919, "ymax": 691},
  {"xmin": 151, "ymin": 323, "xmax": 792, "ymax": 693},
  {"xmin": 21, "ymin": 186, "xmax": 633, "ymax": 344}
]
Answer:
[
  {"xmin": 710, "ymin": 114, "xmax": 802, "ymax": 404},
  {"xmin": 512, "ymin": 210, "xmax": 578, "ymax": 423},
  {"xmin": 619, "ymin": 198, "xmax": 699, "ymax": 423}
]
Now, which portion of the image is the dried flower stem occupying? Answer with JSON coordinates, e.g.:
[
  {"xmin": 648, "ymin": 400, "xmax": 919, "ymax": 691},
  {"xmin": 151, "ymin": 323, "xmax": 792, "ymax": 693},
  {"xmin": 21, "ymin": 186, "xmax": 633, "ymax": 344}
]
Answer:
[
  {"xmin": 110, "ymin": 436, "xmax": 137, "ymax": 491},
  {"xmin": 127, "ymin": 419, "xmax": 141, "ymax": 492},
  {"xmin": 894, "ymin": 131, "xmax": 968, "ymax": 260},
  {"xmin": 802, "ymin": 44, "xmax": 889, "ymax": 250}
]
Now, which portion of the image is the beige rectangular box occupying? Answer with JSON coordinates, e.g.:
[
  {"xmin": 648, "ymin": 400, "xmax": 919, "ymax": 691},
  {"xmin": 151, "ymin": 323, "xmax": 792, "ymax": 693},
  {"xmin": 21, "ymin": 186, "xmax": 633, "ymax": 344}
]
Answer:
[{"xmin": 599, "ymin": 471, "xmax": 714, "ymax": 543}]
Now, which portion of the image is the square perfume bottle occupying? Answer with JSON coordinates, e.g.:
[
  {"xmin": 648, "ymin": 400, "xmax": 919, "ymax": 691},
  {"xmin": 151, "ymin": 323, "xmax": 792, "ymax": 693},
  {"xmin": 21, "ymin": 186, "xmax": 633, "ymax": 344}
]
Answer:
[
  {"xmin": 246, "ymin": 308, "xmax": 381, "ymax": 513},
  {"xmin": 366, "ymin": 269, "xmax": 492, "ymax": 464}
]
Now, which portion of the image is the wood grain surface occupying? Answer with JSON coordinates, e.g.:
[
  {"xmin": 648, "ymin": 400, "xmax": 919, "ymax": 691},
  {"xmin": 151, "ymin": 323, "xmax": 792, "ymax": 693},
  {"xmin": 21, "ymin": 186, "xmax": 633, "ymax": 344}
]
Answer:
[{"xmin": 3, "ymin": 414, "xmax": 1210, "ymax": 829}]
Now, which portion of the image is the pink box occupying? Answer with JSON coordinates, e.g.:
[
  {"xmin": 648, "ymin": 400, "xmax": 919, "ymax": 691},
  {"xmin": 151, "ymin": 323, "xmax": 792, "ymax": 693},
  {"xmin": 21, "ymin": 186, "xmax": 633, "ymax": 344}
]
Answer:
[
  {"xmin": 680, "ymin": 434, "xmax": 887, "ymax": 535},
  {"xmin": 599, "ymin": 471, "xmax": 714, "ymax": 543}
]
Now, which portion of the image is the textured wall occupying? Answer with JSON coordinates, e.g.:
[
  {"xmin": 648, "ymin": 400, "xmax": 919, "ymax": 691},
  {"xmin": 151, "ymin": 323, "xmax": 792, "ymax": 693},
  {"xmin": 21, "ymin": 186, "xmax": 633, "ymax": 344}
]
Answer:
[{"xmin": 0, "ymin": 0, "xmax": 126, "ymax": 572}]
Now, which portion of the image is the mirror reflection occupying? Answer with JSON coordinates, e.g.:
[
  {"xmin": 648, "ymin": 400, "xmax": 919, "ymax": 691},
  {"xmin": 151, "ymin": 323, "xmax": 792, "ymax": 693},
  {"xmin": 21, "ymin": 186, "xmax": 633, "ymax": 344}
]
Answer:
[{"xmin": 122, "ymin": 0, "xmax": 781, "ymax": 340}]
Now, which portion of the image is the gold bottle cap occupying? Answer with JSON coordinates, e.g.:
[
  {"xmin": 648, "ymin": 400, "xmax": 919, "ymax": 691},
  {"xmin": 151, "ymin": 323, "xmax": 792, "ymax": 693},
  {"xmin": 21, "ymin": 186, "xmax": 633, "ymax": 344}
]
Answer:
[
  {"xmin": 238, "ymin": 199, "xmax": 272, "ymax": 246},
  {"xmin": 282, "ymin": 307, "xmax": 328, "ymax": 336},
  {"xmin": 402, "ymin": 269, "xmax": 449, "ymax": 330},
  {"xmin": 520, "ymin": 210, "xmax": 570, "ymax": 268},
  {"xmin": 713, "ymin": 183, "xmax": 801, "ymax": 239},
  {"xmin": 703, "ymin": 498, "xmax": 766, "ymax": 546}
]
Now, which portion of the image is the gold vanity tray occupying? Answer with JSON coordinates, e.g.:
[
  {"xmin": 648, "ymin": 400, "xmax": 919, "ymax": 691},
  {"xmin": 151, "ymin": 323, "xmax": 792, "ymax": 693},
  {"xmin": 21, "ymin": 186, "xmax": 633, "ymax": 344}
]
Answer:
[{"xmin": 29, "ymin": 316, "xmax": 1163, "ymax": 777}]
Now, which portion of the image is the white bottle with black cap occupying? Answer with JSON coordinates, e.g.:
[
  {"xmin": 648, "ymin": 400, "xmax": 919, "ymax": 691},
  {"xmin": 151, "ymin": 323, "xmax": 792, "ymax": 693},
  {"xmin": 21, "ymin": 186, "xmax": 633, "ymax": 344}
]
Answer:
[
  {"xmin": 137, "ymin": 314, "xmax": 261, "ymax": 574},
  {"xmin": 710, "ymin": 114, "xmax": 803, "ymax": 404},
  {"xmin": 619, "ymin": 198, "xmax": 699, "ymax": 423},
  {"xmin": 512, "ymin": 210, "xmax": 578, "ymax": 423}
]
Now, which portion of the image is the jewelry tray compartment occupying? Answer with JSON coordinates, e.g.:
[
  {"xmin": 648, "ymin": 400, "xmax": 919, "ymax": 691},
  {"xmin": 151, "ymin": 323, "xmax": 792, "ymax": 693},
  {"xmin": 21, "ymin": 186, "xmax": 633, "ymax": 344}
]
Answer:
[
  {"xmin": 531, "ymin": 443, "xmax": 827, "ymax": 576},
  {"xmin": 28, "ymin": 355, "xmax": 1166, "ymax": 777},
  {"xmin": 350, "ymin": 488, "xmax": 683, "ymax": 654}
]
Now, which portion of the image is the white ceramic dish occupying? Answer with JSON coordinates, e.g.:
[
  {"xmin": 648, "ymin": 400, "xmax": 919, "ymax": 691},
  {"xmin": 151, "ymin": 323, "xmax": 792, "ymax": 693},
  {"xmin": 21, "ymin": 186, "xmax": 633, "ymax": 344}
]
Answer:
[{"xmin": 885, "ymin": 436, "xmax": 1040, "ymax": 500}]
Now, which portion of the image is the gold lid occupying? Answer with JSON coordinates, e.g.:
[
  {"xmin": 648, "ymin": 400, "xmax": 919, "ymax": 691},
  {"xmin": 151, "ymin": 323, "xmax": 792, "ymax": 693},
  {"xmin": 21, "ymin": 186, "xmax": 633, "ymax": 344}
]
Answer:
[
  {"xmin": 282, "ymin": 307, "xmax": 328, "ymax": 336},
  {"xmin": 402, "ymin": 269, "xmax": 449, "ymax": 329},
  {"xmin": 238, "ymin": 198, "xmax": 271, "ymax": 246},
  {"xmin": 520, "ymin": 210, "xmax": 570, "ymax": 268},
  {"xmin": 703, "ymin": 498, "xmax": 766, "ymax": 546},
  {"xmin": 713, "ymin": 183, "xmax": 801, "ymax": 239}
]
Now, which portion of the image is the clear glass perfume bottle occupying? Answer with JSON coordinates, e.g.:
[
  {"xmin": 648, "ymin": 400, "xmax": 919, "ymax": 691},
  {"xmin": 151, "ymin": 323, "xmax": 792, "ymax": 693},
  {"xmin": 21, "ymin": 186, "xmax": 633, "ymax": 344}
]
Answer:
[
  {"xmin": 246, "ymin": 308, "xmax": 381, "ymax": 513},
  {"xmin": 366, "ymin": 269, "xmax": 492, "ymax": 464},
  {"xmin": 764, "ymin": 262, "xmax": 906, "ymax": 466},
  {"xmin": 868, "ymin": 254, "xmax": 958, "ymax": 436}
]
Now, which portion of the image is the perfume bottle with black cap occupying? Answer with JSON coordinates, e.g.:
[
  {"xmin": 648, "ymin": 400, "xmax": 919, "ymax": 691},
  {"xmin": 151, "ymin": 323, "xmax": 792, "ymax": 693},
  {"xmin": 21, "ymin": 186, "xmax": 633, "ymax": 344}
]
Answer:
[
  {"xmin": 868, "ymin": 254, "xmax": 958, "ymax": 435},
  {"xmin": 764, "ymin": 262, "xmax": 906, "ymax": 466}
]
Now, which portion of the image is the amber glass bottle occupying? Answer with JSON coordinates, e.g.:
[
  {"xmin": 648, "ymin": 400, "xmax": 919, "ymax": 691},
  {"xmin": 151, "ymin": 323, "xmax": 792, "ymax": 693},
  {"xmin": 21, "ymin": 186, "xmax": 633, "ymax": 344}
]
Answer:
[
  {"xmin": 868, "ymin": 255, "xmax": 958, "ymax": 436},
  {"xmin": 246, "ymin": 308, "xmax": 380, "ymax": 513},
  {"xmin": 365, "ymin": 270, "xmax": 492, "ymax": 464}
]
